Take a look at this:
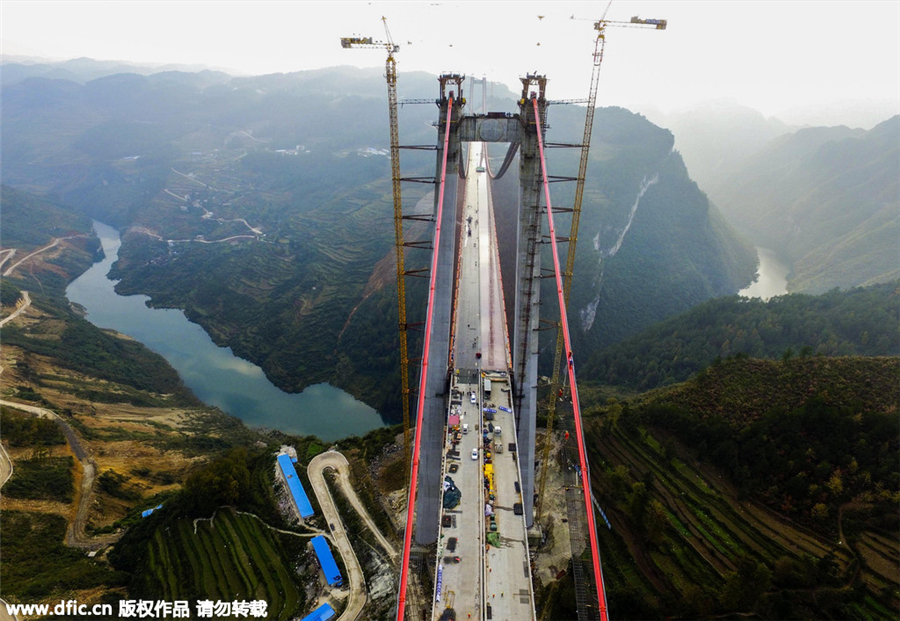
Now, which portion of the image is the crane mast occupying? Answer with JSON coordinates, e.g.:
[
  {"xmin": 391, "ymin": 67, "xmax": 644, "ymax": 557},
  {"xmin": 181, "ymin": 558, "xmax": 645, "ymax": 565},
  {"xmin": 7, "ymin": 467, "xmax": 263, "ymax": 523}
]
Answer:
[
  {"xmin": 535, "ymin": 6, "xmax": 667, "ymax": 539},
  {"xmin": 538, "ymin": 13, "xmax": 667, "ymax": 619},
  {"xmin": 535, "ymin": 20, "xmax": 605, "ymax": 525},
  {"xmin": 341, "ymin": 19, "xmax": 412, "ymax": 473}
]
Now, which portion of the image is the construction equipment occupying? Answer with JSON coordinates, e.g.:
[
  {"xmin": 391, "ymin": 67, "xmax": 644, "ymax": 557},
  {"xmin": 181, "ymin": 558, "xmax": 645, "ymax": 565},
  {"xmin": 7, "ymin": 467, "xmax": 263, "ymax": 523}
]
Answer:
[
  {"xmin": 534, "ymin": 8, "xmax": 666, "ymax": 621},
  {"xmin": 537, "ymin": 7, "xmax": 668, "ymax": 520},
  {"xmin": 536, "ymin": 0, "xmax": 667, "ymax": 544},
  {"xmin": 340, "ymin": 19, "xmax": 412, "ymax": 474}
]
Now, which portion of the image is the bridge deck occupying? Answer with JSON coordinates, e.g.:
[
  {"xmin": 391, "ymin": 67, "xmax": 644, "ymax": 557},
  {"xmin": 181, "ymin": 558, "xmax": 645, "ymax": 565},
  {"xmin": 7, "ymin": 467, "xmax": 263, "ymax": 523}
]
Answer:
[{"xmin": 431, "ymin": 143, "xmax": 534, "ymax": 621}]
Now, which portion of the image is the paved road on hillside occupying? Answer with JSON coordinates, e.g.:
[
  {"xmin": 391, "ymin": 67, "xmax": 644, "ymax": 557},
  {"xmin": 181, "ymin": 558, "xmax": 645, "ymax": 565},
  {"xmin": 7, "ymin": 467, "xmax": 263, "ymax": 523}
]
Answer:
[
  {"xmin": 311, "ymin": 451, "xmax": 397, "ymax": 559},
  {"xmin": 0, "ymin": 399, "xmax": 121, "ymax": 550},
  {"xmin": 0, "ymin": 442, "xmax": 12, "ymax": 489},
  {"xmin": 2, "ymin": 236, "xmax": 84, "ymax": 277},
  {"xmin": 0, "ymin": 292, "xmax": 31, "ymax": 328},
  {"xmin": 307, "ymin": 451, "xmax": 369, "ymax": 621},
  {"xmin": 0, "ymin": 249, "xmax": 16, "ymax": 271}
]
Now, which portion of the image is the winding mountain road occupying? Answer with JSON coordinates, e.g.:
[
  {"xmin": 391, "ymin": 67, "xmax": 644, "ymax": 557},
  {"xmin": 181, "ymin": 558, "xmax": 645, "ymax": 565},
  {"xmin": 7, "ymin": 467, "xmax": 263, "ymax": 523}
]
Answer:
[
  {"xmin": 307, "ymin": 451, "xmax": 367, "ymax": 621},
  {"xmin": 0, "ymin": 441, "xmax": 12, "ymax": 489},
  {"xmin": 307, "ymin": 450, "xmax": 398, "ymax": 620},
  {"xmin": 2, "ymin": 236, "xmax": 84, "ymax": 277},
  {"xmin": 310, "ymin": 451, "xmax": 397, "ymax": 560},
  {"xmin": 0, "ymin": 399, "xmax": 120, "ymax": 550},
  {"xmin": 0, "ymin": 248, "xmax": 16, "ymax": 271}
]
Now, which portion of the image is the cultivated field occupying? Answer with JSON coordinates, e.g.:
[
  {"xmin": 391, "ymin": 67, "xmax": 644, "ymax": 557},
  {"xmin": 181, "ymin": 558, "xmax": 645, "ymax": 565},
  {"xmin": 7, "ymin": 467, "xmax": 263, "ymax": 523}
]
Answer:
[
  {"xmin": 144, "ymin": 509, "xmax": 304, "ymax": 619},
  {"xmin": 588, "ymin": 423, "xmax": 899, "ymax": 618}
]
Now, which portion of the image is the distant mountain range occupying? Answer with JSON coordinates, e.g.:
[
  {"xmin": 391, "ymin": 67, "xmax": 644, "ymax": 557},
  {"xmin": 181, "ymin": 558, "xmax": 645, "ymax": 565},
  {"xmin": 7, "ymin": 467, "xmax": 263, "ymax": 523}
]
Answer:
[
  {"xmin": 639, "ymin": 100, "xmax": 794, "ymax": 195},
  {"xmin": 1, "ymin": 59, "xmax": 757, "ymax": 418},
  {"xmin": 641, "ymin": 100, "xmax": 899, "ymax": 295},
  {"xmin": 712, "ymin": 116, "xmax": 899, "ymax": 293},
  {"xmin": 0, "ymin": 54, "xmax": 234, "ymax": 84}
]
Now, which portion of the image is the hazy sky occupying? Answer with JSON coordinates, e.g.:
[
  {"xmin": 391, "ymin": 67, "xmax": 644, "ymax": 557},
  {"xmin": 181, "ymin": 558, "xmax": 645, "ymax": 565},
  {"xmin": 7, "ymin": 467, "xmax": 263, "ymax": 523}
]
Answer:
[{"xmin": 3, "ymin": 1, "xmax": 899, "ymax": 121}]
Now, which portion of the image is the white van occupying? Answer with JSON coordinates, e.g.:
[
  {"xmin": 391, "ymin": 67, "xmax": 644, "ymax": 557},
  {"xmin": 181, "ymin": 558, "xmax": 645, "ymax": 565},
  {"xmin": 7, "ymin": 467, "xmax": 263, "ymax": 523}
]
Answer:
[{"xmin": 494, "ymin": 426, "xmax": 501, "ymax": 435}]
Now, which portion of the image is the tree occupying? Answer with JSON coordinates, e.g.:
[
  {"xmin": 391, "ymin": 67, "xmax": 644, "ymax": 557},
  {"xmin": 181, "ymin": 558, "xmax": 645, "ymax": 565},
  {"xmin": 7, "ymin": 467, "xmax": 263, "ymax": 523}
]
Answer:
[
  {"xmin": 645, "ymin": 499, "xmax": 666, "ymax": 544},
  {"xmin": 607, "ymin": 464, "xmax": 631, "ymax": 500},
  {"xmin": 720, "ymin": 557, "xmax": 772, "ymax": 611},
  {"xmin": 681, "ymin": 583, "xmax": 715, "ymax": 618},
  {"xmin": 183, "ymin": 447, "xmax": 252, "ymax": 513},
  {"xmin": 601, "ymin": 400, "xmax": 622, "ymax": 437},
  {"xmin": 811, "ymin": 503, "xmax": 829, "ymax": 521},
  {"xmin": 827, "ymin": 469, "xmax": 844, "ymax": 496},
  {"xmin": 628, "ymin": 482, "xmax": 650, "ymax": 527}
]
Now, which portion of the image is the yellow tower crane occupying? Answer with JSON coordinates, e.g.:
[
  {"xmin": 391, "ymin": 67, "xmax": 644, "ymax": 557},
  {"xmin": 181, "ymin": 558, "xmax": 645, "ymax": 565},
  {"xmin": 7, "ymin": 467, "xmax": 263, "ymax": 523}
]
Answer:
[
  {"xmin": 341, "ymin": 19, "xmax": 412, "ymax": 473},
  {"xmin": 535, "ymin": 10, "xmax": 666, "ymax": 524}
]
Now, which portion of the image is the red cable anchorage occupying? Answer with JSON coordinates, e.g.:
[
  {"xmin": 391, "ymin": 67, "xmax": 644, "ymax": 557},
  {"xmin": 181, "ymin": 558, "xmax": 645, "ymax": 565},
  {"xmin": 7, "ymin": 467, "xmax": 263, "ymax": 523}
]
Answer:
[
  {"xmin": 532, "ymin": 97, "xmax": 609, "ymax": 621},
  {"xmin": 396, "ymin": 95, "xmax": 454, "ymax": 621}
]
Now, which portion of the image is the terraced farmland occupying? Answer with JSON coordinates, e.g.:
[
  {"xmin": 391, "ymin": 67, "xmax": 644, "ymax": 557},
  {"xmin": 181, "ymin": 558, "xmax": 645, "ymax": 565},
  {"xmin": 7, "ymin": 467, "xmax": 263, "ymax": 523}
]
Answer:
[
  {"xmin": 588, "ymin": 424, "xmax": 897, "ymax": 618},
  {"xmin": 144, "ymin": 509, "xmax": 304, "ymax": 619}
]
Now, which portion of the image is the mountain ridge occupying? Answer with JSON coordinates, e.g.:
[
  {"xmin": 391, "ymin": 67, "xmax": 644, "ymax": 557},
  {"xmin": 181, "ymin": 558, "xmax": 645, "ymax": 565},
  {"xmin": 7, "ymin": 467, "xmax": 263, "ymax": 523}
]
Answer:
[{"xmin": 709, "ymin": 115, "xmax": 900, "ymax": 293}]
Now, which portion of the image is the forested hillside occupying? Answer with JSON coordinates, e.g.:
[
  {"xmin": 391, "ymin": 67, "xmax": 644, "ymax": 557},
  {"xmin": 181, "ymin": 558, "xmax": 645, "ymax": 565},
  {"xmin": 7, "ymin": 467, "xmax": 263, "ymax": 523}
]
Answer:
[
  {"xmin": 586, "ymin": 281, "xmax": 899, "ymax": 389},
  {"xmin": 0, "ymin": 185, "xmax": 102, "ymax": 309},
  {"xmin": 491, "ymin": 105, "xmax": 757, "ymax": 364},
  {"xmin": 1, "ymin": 185, "xmax": 96, "ymax": 249}
]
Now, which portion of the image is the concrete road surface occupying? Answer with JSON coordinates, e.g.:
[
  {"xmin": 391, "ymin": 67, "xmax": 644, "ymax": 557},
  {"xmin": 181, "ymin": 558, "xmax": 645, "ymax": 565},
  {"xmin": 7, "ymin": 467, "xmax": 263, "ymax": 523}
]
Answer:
[{"xmin": 307, "ymin": 450, "xmax": 370, "ymax": 621}]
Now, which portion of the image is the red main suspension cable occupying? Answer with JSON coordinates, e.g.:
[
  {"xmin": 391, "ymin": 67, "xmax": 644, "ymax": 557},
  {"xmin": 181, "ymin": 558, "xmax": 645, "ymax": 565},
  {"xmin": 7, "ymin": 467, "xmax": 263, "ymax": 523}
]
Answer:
[
  {"xmin": 532, "ymin": 97, "xmax": 609, "ymax": 621},
  {"xmin": 396, "ymin": 95, "xmax": 454, "ymax": 621}
]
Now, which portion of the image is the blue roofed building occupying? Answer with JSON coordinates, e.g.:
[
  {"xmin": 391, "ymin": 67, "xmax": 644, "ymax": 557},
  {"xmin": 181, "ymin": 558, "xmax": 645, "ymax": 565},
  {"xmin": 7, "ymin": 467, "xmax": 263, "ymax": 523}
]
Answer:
[
  {"xmin": 310, "ymin": 535, "xmax": 343, "ymax": 587},
  {"xmin": 141, "ymin": 503, "xmax": 164, "ymax": 518},
  {"xmin": 300, "ymin": 603, "xmax": 336, "ymax": 621},
  {"xmin": 277, "ymin": 453, "xmax": 314, "ymax": 519}
]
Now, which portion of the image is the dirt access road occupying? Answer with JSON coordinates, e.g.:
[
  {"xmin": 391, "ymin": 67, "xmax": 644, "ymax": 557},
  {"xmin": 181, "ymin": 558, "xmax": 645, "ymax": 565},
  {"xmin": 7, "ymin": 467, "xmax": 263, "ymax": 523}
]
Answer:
[
  {"xmin": 2, "ymin": 236, "xmax": 84, "ymax": 278},
  {"xmin": 0, "ymin": 399, "xmax": 121, "ymax": 551},
  {"xmin": 0, "ymin": 292, "xmax": 31, "ymax": 328},
  {"xmin": 307, "ymin": 450, "xmax": 398, "ymax": 620},
  {"xmin": 1, "ymin": 235, "xmax": 71, "ymax": 327}
]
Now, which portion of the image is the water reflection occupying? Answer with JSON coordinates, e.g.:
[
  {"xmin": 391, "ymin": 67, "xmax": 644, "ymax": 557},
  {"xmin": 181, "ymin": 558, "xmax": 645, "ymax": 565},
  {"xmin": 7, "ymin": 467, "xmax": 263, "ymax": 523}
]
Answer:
[
  {"xmin": 66, "ymin": 222, "xmax": 384, "ymax": 441},
  {"xmin": 739, "ymin": 247, "xmax": 790, "ymax": 301}
]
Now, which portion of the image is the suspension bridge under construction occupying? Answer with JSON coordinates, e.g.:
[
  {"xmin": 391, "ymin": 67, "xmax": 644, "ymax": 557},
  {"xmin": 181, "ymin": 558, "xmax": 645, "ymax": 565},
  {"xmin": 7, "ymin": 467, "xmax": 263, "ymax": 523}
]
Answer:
[{"xmin": 342, "ymin": 13, "xmax": 665, "ymax": 621}]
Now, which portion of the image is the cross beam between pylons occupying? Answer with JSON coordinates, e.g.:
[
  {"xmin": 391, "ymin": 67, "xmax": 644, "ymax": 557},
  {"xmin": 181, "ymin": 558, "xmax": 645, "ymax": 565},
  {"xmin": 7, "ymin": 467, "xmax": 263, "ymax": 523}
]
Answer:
[
  {"xmin": 396, "ymin": 94, "xmax": 455, "ymax": 621},
  {"xmin": 532, "ymin": 96, "xmax": 609, "ymax": 621}
]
